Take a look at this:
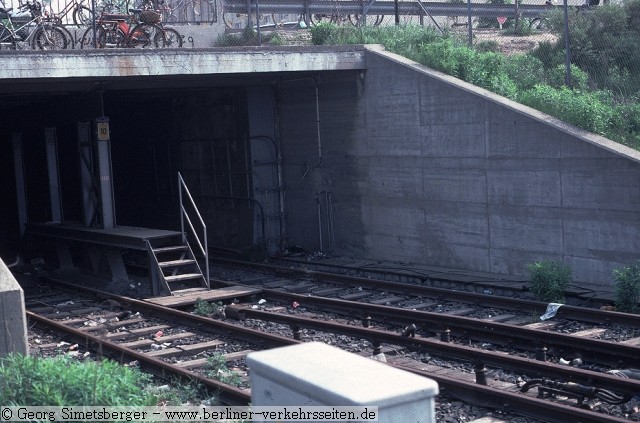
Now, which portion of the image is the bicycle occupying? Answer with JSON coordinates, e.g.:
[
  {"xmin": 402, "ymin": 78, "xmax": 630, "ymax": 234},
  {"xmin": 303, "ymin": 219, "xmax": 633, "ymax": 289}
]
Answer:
[
  {"xmin": 136, "ymin": 0, "xmax": 216, "ymax": 24},
  {"xmin": 0, "ymin": 0, "xmax": 70, "ymax": 49},
  {"xmin": 79, "ymin": 7, "xmax": 181, "ymax": 48},
  {"xmin": 44, "ymin": 0, "xmax": 93, "ymax": 26}
]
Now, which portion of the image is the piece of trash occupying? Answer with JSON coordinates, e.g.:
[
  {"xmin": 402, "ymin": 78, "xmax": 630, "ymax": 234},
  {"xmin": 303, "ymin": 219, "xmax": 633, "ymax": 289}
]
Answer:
[
  {"xmin": 291, "ymin": 301, "xmax": 300, "ymax": 309},
  {"xmin": 154, "ymin": 330, "xmax": 164, "ymax": 338},
  {"xmin": 125, "ymin": 360, "xmax": 139, "ymax": 367},
  {"xmin": 150, "ymin": 344, "xmax": 162, "ymax": 350},
  {"xmin": 56, "ymin": 301, "xmax": 74, "ymax": 306},
  {"xmin": 483, "ymin": 289, "xmax": 493, "ymax": 295},
  {"xmin": 540, "ymin": 303, "xmax": 563, "ymax": 320},
  {"xmin": 559, "ymin": 357, "xmax": 583, "ymax": 366},
  {"xmin": 161, "ymin": 342, "xmax": 172, "ymax": 348},
  {"xmin": 57, "ymin": 341, "xmax": 70, "ymax": 348},
  {"xmin": 251, "ymin": 305, "xmax": 259, "ymax": 309},
  {"xmin": 34, "ymin": 339, "xmax": 41, "ymax": 344},
  {"xmin": 108, "ymin": 317, "xmax": 120, "ymax": 323},
  {"xmin": 84, "ymin": 321, "xmax": 98, "ymax": 327},
  {"xmin": 401, "ymin": 324, "xmax": 416, "ymax": 337},
  {"xmin": 83, "ymin": 351, "xmax": 90, "ymax": 358},
  {"xmin": 67, "ymin": 351, "xmax": 80, "ymax": 357},
  {"xmin": 258, "ymin": 299, "xmax": 267, "ymax": 305},
  {"xmin": 129, "ymin": 284, "xmax": 136, "ymax": 289},
  {"xmin": 68, "ymin": 344, "xmax": 79, "ymax": 351},
  {"xmin": 370, "ymin": 353, "xmax": 387, "ymax": 363}
]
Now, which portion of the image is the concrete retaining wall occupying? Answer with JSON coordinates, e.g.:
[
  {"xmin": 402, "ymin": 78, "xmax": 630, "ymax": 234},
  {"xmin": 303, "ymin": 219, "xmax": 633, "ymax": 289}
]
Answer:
[
  {"xmin": 0, "ymin": 259, "xmax": 28, "ymax": 356},
  {"xmin": 277, "ymin": 46, "xmax": 640, "ymax": 289}
]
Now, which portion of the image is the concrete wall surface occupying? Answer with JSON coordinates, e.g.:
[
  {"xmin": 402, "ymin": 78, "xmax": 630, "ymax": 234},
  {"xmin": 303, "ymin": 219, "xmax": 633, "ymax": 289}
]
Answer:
[
  {"xmin": 277, "ymin": 46, "xmax": 640, "ymax": 290},
  {"xmin": 0, "ymin": 259, "xmax": 28, "ymax": 356}
]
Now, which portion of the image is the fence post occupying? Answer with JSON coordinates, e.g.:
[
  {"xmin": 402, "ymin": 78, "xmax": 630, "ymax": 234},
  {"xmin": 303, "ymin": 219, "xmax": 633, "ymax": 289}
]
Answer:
[{"xmin": 562, "ymin": 0, "xmax": 573, "ymax": 88}]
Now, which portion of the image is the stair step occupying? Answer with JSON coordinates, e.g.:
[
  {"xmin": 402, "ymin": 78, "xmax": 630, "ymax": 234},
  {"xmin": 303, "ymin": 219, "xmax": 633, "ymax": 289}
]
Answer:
[
  {"xmin": 165, "ymin": 273, "xmax": 204, "ymax": 283},
  {"xmin": 154, "ymin": 245, "xmax": 188, "ymax": 254},
  {"xmin": 171, "ymin": 287, "xmax": 209, "ymax": 295},
  {"xmin": 159, "ymin": 259, "xmax": 196, "ymax": 268}
]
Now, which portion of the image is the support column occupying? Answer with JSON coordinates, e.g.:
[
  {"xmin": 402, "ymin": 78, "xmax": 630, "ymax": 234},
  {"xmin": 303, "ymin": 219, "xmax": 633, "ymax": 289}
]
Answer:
[
  {"xmin": 96, "ymin": 117, "xmax": 116, "ymax": 229},
  {"xmin": 11, "ymin": 133, "xmax": 28, "ymax": 235},
  {"xmin": 44, "ymin": 128, "xmax": 63, "ymax": 223},
  {"xmin": 78, "ymin": 121, "xmax": 97, "ymax": 227}
]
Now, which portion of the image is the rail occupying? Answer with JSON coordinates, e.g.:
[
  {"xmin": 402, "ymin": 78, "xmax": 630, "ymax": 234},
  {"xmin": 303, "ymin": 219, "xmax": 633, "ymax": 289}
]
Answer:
[{"xmin": 178, "ymin": 171, "xmax": 209, "ymax": 288}]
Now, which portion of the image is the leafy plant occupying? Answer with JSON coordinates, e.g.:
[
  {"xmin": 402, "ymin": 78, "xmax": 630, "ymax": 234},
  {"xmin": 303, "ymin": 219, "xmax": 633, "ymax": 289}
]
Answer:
[
  {"xmin": 310, "ymin": 22, "xmax": 336, "ymax": 45},
  {"xmin": 0, "ymin": 354, "xmax": 156, "ymax": 406},
  {"xmin": 526, "ymin": 260, "xmax": 572, "ymax": 303},
  {"xmin": 206, "ymin": 354, "xmax": 243, "ymax": 387},
  {"xmin": 614, "ymin": 262, "xmax": 640, "ymax": 313},
  {"xmin": 193, "ymin": 299, "xmax": 224, "ymax": 316}
]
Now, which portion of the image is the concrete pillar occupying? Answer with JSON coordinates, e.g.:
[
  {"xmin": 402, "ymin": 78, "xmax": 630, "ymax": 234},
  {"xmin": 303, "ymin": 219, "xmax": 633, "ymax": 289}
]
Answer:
[
  {"xmin": 45, "ymin": 128, "xmax": 63, "ymax": 223},
  {"xmin": 96, "ymin": 117, "xmax": 116, "ymax": 229},
  {"xmin": 12, "ymin": 133, "xmax": 28, "ymax": 235},
  {"xmin": 247, "ymin": 342, "xmax": 438, "ymax": 423},
  {"xmin": 0, "ymin": 259, "xmax": 28, "ymax": 356},
  {"xmin": 78, "ymin": 121, "xmax": 97, "ymax": 227}
]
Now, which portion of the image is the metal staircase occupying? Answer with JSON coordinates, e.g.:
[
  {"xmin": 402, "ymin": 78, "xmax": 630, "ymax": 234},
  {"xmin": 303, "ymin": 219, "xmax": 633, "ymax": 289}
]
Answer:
[{"xmin": 147, "ymin": 173, "xmax": 210, "ymax": 296}]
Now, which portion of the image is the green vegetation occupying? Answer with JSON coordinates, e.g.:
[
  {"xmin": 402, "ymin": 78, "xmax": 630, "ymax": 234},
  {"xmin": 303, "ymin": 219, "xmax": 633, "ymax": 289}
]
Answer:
[
  {"xmin": 614, "ymin": 261, "xmax": 640, "ymax": 313},
  {"xmin": 193, "ymin": 298, "xmax": 224, "ymax": 316},
  {"xmin": 0, "ymin": 354, "xmax": 155, "ymax": 406},
  {"xmin": 206, "ymin": 354, "xmax": 243, "ymax": 387},
  {"xmin": 526, "ymin": 260, "xmax": 572, "ymax": 303},
  {"xmin": 309, "ymin": 0, "xmax": 640, "ymax": 150}
]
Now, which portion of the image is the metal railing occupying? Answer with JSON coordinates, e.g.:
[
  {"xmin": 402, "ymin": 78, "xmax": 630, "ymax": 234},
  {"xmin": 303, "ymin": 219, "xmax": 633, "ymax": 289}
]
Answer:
[{"xmin": 178, "ymin": 171, "xmax": 209, "ymax": 289}]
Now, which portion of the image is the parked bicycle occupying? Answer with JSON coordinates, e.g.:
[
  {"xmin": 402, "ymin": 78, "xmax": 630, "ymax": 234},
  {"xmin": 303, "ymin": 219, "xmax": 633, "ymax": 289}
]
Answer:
[
  {"xmin": 138, "ymin": 0, "xmax": 217, "ymax": 25},
  {"xmin": 44, "ymin": 0, "xmax": 93, "ymax": 26},
  {"xmin": 0, "ymin": 0, "xmax": 71, "ymax": 49},
  {"xmin": 79, "ymin": 7, "xmax": 182, "ymax": 48}
]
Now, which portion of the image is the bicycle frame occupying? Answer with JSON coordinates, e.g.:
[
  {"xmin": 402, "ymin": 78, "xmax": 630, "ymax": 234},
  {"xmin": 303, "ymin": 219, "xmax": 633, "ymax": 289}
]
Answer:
[{"xmin": 0, "ymin": 7, "xmax": 41, "ymax": 47}]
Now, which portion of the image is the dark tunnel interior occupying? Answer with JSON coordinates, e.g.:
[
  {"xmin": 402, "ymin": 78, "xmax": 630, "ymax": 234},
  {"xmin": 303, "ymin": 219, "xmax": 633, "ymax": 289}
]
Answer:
[{"xmin": 0, "ymin": 85, "xmax": 254, "ymax": 263}]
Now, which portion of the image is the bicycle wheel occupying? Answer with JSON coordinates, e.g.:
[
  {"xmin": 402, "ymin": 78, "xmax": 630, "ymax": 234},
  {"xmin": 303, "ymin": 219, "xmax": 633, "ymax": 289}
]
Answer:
[
  {"xmin": 73, "ymin": 5, "xmax": 94, "ymax": 26},
  {"xmin": 32, "ymin": 25, "xmax": 69, "ymax": 49},
  {"xmin": 154, "ymin": 26, "xmax": 183, "ymax": 47},
  {"xmin": 57, "ymin": 24, "xmax": 76, "ymax": 49},
  {"xmin": 310, "ymin": 13, "xmax": 336, "ymax": 26},
  {"xmin": 126, "ymin": 22, "xmax": 161, "ymax": 47},
  {"xmin": 180, "ymin": 0, "xmax": 198, "ymax": 23}
]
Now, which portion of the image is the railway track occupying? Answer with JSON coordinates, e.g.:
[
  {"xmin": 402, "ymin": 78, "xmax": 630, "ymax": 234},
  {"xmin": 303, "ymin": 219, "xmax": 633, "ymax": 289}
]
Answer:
[{"xmin": 23, "ymin": 272, "xmax": 640, "ymax": 422}]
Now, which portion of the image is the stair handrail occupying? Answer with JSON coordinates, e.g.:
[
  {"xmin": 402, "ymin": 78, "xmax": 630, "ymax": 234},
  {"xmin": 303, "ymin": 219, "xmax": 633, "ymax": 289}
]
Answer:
[{"xmin": 178, "ymin": 172, "xmax": 209, "ymax": 289}]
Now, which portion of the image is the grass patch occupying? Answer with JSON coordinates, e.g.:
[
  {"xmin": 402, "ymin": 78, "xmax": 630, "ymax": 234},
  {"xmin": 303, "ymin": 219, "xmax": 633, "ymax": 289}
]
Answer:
[
  {"xmin": 526, "ymin": 260, "xmax": 572, "ymax": 303},
  {"xmin": 0, "ymin": 354, "xmax": 156, "ymax": 406},
  {"xmin": 614, "ymin": 261, "xmax": 640, "ymax": 313}
]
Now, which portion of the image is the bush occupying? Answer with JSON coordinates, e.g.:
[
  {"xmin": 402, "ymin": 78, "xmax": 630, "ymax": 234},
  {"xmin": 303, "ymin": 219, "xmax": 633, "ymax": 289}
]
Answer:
[
  {"xmin": 519, "ymin": 85, "xmax": 614, "ymax": 135},
  {"xmin": 614, "ymin": 262, "xmax": 640, "ymax": 313},
  {"xmin": 545, "ymin": 64, "xmax": 589, "ymax": 91},
  {"xmin": 310, "ymin": 22, "xmax": 336, "ymax": 45},
  {"xmin": 0, "ymin": 354, "xmax": 156, "ymax": 406},
  {"xmin": 526, "ymin": 260, "xmax": 572, "ymax": 303},
  {"xmin": 503, "ymin": 53, "xmax": 545, "ymax": 91}
]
